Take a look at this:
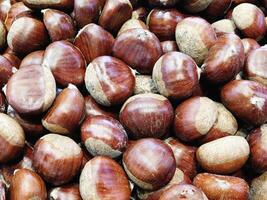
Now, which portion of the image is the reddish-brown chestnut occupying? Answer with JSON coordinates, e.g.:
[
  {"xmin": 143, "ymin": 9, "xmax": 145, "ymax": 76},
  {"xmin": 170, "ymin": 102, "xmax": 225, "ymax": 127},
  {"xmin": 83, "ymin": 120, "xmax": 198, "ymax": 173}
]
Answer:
[
  {"xmin": 43, "ymin": 9, "xmax": 76, "ymax": 42},
  {"xmin": 49, "ymin": 184, "xmax": 82, "ymax": 200},
  {"xmin": 147, "ymin": 0, "xmax": 179, "ymax": 7},
  {"xmin": 183, "ymin": 0, "xmax": 213, "ymax": 13},
  {"xmin": 9, "ymin": 169, "xmax": 47, "ymax": 200},
  {"xmin": 120, "ymin": 93, "xmax": 174, "ymax": 139},
  {"xmin": 19, "ymin": 50, "xmax": 44, "ymax": 68},
  {"xmin": 193, "ymin": 173, "xmax": 249, "ymax": 200},
  {"xmin": 132, "ymin": 7, "xmax": 148, "ymax": 22},
  {"xmin": 123, "ymin": 138, "xmax": 176, "ymax": 190},
  {"xmin": 134, "ymin": 75, "xmax": 158, "ymax": 95},
  {"xmin": 0, "ymin": 113, "xmax": 25, "ymax": 163},
  {"xmin": 23, "ymin": 0, "xmax": 73, "ymax": 11},
  {"xmin": 0, "ymin": 55, "xmax": 14, "ymax": 88},
  {"xmin": 112, "ymin": 28, "xmax": 163, "ymax": 74},
  {"xmin": 43, "ymin": 40, "xmax": 86, "ymax": 87},
  {"xmin": 2, "ymin": 52, "xmax": 21, "ymax": 68},
  {"xmin": 160, "ymin": 41, "xmax": 178, "ymax": 53},
  {"xmin": 205, "ymin": 0, "xmax": 232, "ymax": 18},
  {"xmin": 221, "ymin": 80, "xmax": 267, "ymax": 126},
  {"xmin": 84, "ymin": 56, "xmax": 135, "ymax": 106},
  {"xmin": 42, "ymin": 84, "xmax": 85, "ymax": 135},
  {"xmin": 74, "ymin": 23, "xmax": 115, "ymax": 64},
  {"xmin": 33, "ymin": 134, "xmax": 83, "ymax": 185},
  {"xmin": 153, "ymin": 51, "xmax": 199, "ymax": 100},
  {"xmin": 175, "ymin": 17, "xmax": 217, "ymax": 65},
  {"xmin": 250, "ymin": 172, "xmax": 267, "ymax": 200},
  {"xmin": 0, "ymin": 0, "xmax": 11, "ymax": 22},
  {"xmin": 146, "ymin": 9, "xmax": 183, "ymax": 41},
  {"xmin": 241, "ymin": 38, "xmax": 260, "ymax": 56},
  {"xmin": 81, "ymin": 115, "xmax": 128, "ymax": 158},
  {"xmin": 80, "ymin": 156, "xmax": 131, "ymax": 200},
  {"xmin": 6, "ymin": 65, "xmax": 56, "ymax": 116},
  {"xmin": 232, "ymin": 3, "xmax": 266, "ymax": 40}
]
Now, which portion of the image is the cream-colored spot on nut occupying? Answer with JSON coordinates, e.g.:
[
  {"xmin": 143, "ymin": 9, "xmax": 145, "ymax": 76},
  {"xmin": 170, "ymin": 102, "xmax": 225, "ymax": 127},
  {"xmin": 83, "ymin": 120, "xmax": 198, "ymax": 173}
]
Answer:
[
  {"xmin": 0, "ymin": 21, "xmax": 6, "ymax": 48},
  {"xmin": 195, "ymin": 97, "xmax": 218, "ymax": 135},
  {"xmin": 250, "ymin": 96, "xmax": 265, "ymax": 110},
  {"xmin": 50, "ymin": 188, "xmax": 60, "ymax": 199},
  {"xmin": 250, "ymin": 172, "xmax": 267, "ymax": 200},
  {"xmin": 42, "ymin": 67, "xmax": 56, "ymax": 112},
  {"xmin": 212, "ymin": 19, "xmax": 236, "ymax": 34},
  {"xmin": 25, "ymin": 0, "xmax": 60, "ymax": 5},
  {"xmin": 42, "ymin": 120, "xmax": 69, "ymax": 135},
  {"xmin": 185, "ymin": 0, "xmax": 213, "ymax": 13},
  {"xmin": 232, "ymin": 3, "xmax": 256, "ymax": 30},
  {"xmin": 134, "ymin": 75, "xmax": 158, "ymax": 95},
  {"xmin": 85, "ymin": 138, "xmax": 122, "ymax": 158},
  {"xmin": 0, "ymin": 113, "xmax": 25, "ymax": 146},
  {"xmin": 260, "ymin": 124, "xmax": 267, "ymax": 151},
  {"xmin": 214, "ymin": 178, "xmax": 231, "ymax": 190}
]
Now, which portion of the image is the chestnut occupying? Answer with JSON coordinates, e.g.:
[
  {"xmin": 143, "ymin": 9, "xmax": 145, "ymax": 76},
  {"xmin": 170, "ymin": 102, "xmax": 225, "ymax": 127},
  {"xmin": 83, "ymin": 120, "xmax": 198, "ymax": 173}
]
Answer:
[
  {"xmin": 99, "ymin": 0, "xmax": 133, "ymax": 33},
  {"xmin": 9, "ymin": 169, "xmax": 47, "ymax": 200},
  {"xmin": 232, "ymin": 3, "xmax": 266, "ymax": 41},
  {"xmin": 197, "ymin": 136, "xmax": 250, "ymax": 174},
  {"xmin": 2, "ymin": 53, "xmax": 21, "ymax": 68},
  {"xmin": 247, "ymin": 124, "xmax": 267, "ymax": 173},
  {"xmin": 49, "ymin": 184, "xmax": 82, "ymax": 200},
  {"xmin": 0, "ymin": 92, "xmax": 7, "ymax": 113},
  {"xmin": 118, "ymin": 19, "xmax": 148, "ymax": 36},
  {"xmin": 211, "ymin": 19, "xmax": 237, "ymax": 36},
  {"xmin": 146, "ymin": 9, "xmax": 184, "ymax": 41},
  {"xmin": 81, "ymin": 115, "xmax": 128, "ymax": 158},
  {"xmin": 193, "ymin": 173, "xmax": 249, "ymax": 200},
  {"xmin": 0, "ymin": 0, "xmax": 11, "ymax": 22},
  {"xmin": 164, "ymin": 137, "xmax": 197, "ymax": 179},
  {"xmin": 112, "ymin": 28, "xmax": 163, "ymax": 74},
  {"xmin": 174, "ymin": 96, "xmax": 218, "ymax": 142},
  {"xmin": 160, "ymin": 41, "xmax": 178, "ymax": 53},
  {"xmin": 42, "ymin": 84, "xmax": 85, "ymax": 135},
  {"xmin": 80, "ymin": 156, "xmax": 131, "ymax": 200},
  {"xmin": 74, "ymin": 0, "xmax": 101, "ymax": 28},
  {"xmin": 120, "ymin": 93, "xmax": 174, "ymax": 139},
  {"xmin": 132, "ymin": 7, "xmax": 148, "ymax": 22},
  {"xmin": 244, "ymin": 46, "xmax": 267, "ymax": 86},
  {"xmin": 7, "ymin": 16, "xmax": 49, "ymax": 55},
  {"xmin": 147, "ymin": 0, "xmax": 179, "ymax": 7},
  {"xmin": 43, "ymin": 40, "xmax": 86, "ymax": 87},
  {"xmin": 241, "ymin": 38, "xmax": 260, "ymax": 56},
  {"xmin": 152, "ymin": 51, "xmax": 199, "ymax": 100},
  {"xmin": 19, "ymin": 50, "xmax": 44, "ymax": 68},
  {"xmin": 0, "ymin": 113, "xmax": 25, "ymax": 163},
  {"xmin": 23, "ymin": 0, "xmax": 73, "ymax": 11},
  {"xmin": 84, "ymin": 56, "xmax": 135, "ymax": 106},
  {"xmin": 74, "ymin": 23, "xmax": 114, "ymax": 64},
  {"xmin": 43, "ymin": 9, "xmax": 76, "ymax": 42},
  {"xmin": 175, "ymin": 17, "xmax": 217, "ymax": 65},
  {"xmin": 122, "ymin": 138, "xmax": 176, "ymax": 190},
  {"xmin": 201, "ymin": 33, "xmax": 245, "ymax": 84},
  {"xmin": 183, "ymin": 0, "xmax": 213, "ymax": 13},
  {"xmin": 134, "ymin": 75, "xmax": 158, "ymax": 95},
  {"xmin": 33, "ymin": 134, "xmax": 83, "ymax": 185},
  {"xmin": 0, "ymin": 55, "xmax": 14, "ymax": 88},
  {"xmin": 159, "ymin": 184, "xmax": 208, "ymax": 200},
  {"xmin": 250, "ymin": 172, "xmax": 267, "ymax": 200},
  {"xmin": 221, "ymin": 80, "xmax": 267, "ymax": 126},
  {"xmin": 205, "ymin": 0, "xmax": 232, "ymax": 18},
  {"xmin": 6, "ymin": 64, "xmax": 56, "ymax": 116}
]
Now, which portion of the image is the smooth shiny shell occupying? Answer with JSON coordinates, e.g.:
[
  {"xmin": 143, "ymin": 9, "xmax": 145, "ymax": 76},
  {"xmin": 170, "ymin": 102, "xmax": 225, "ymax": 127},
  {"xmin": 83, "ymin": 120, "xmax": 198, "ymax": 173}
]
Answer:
[
  {"xmin": 81, "ymin": 115, "xmax": 128, "ymax": 158},
  {"xmin": 123, "ymin": 138, "xmax": 176, "ymax": 190},
  {"xmin": 49, "ymin": 184, "xmax": 82, "ymax": 200},
  {"xmin": 80, "ymin": 156, "xmax": 131, "ymax": 200},
  {"xmin": 0, "ymin": 55, "xmax": 13, "ymax": 88},
  {"xmin": 9, "ymin": 169, "xmax": 47, "ymax": 200},
  {"xmin": 221, "ymin": 80, "xmax": 267, "ymax": 126},
  {"xmin": 23, "ymin": 0, "xmax": 73, "ymax": 11},
  {"xmin": 244, "ymin": 46, "xmax": 267, "ymax": 86},
  {"xmin": 197, "ymin": 136, "xmax": 250, "ymax": 174},
  {"xmin": 33, "ymin": 134, "xmax": 83, "ymax": 185},
  {"xmin": 147, "ymin": 9, "xmax": 183, "ymax": 41},
  {"xmin": 0, "ymin": 113, "xmax": 25, "ymax": 163},
  {"xmin": 6, "ymin": 65, "xmax": 56, "ymax": 116},
  {"xmin": 183, "ymin": 0, "xmax": 213, "ymax": 13},
  {"xmin": 193, "ymin": 173, "xmax": 249, "ymax": 200},
  {"xmin": 148, "ymin": 0, "xmax": 179, "ymax": 7},
  {"xmin": 205, "ymin": 0, "xmax": 232, "ymax": 18},
  {"xmin": 43, "ymin": 9, "xmax": 76, "ymax": 42},
  {"xmin": 42, "ymin": 84, "xmax": 85, "ymax": 135},
  {"xmin": 74, "ymin": 23, "xmax": 115, "ymax": 64},
  {"xmin": 112, "ymin": 28, "xmax": 163, "ymax": 74},
  {"xmin": 175, "ymin": 17, "xmax": 217, "ymax": 65},
  {"xmin": 120, "ymin": 93, "xmax": 174, "ymax": 139},
  {"xmin": 85, "ymin": 56, "xmax": 135, "ymax": 106},
  {"xmin": 7, "ymin": 16, "xmax": 49, "ymax": 55},
  {"xmin": 43, "ymin": 41, "xmax": 86, "ymax": 87},
  {"xmin": 250, "ymin": 172, "xmax": 267, "ymax": 200},
  {"xmin": 174, "ymin": 96, "xmax": 218, "ymax": 142},
  {"xmin": 20, "ymin": 50, "xmax": 44, "ymax": 68},
  {"xmin": 153, "ymin": 51, "xmax": 199, "ymax": 100}
]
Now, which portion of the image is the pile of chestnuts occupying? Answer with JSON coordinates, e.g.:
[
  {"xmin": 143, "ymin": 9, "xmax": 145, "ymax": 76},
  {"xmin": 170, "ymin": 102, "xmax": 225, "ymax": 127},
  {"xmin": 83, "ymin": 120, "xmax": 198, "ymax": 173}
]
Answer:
[{"xmin": 1, "ymin": 0, "xmax": 267, "ymax": 199}]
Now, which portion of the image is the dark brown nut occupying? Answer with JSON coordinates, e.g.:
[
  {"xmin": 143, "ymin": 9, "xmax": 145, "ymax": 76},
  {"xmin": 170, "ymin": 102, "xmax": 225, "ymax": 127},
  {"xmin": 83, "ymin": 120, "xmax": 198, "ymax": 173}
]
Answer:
[
  {"xmin": 19, "ymin": 50, "xmax": 44, "ymax": 68},
  {"xmin": 147, "ymin": 0, "xmax": 180, "ymax": 7},
  {"xmin": 23, "ymin": 0, "xmax": 73, "ymax": 11},
  {"xmin": 6, "ymin": 65, "xmax": 56, "ymax": 116},
  {"xmin": 134, "ymin": 75, "xmax": 158, "ymax": 95},
  {"xmin": 205, "ymin": 0, "xmax": 232, "ymax": 18},
  {"xmin": 184, "ymin": 0, "xmax": 213, "ymax": 13},
  {"xmin": 49, "ymin": 184, "xmax": 82, "ymax": 200},
  {"xmin": 132, "ymin": 7, "xmax": 148, "ymax": 22}
]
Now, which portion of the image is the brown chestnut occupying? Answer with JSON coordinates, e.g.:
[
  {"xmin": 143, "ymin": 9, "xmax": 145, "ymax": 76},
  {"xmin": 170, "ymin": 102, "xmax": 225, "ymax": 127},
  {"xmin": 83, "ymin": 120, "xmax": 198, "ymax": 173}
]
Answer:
[
  {"xmin": 81, "ymin": 115, "xmax": 128, "ymax": 158},
  {"xmin": 0, "ymin": 0, "xmax": 11, "ymax": 22},
  {"xmin": 175, "ymin": 17, "xmax": 217, "ymax": 65},
  {"xmin": 205, "ymin": 0, "xmax": 232, "ymax": 18},
  {"xmin": 112, "ymin": 28, "xmax": 162, "ymax": 74},
  {"xmin": 33, "ymin": 134, "xmax": 83, "ymax": 185},
  {"xmin": 132, "ymin": 7, "xmax": 148, "ymax": 22},
  {"xmin": 49, "ymin": 184, "xmax": 82, "ymax": 200},
  {"xmin": 42, "ymin": 84, "xmax": 85, "ymax": 135},
  {"xmin": 23, "ymin": 0, "xmax": 73, "ymax": 11},
  {"xmin": 9, "ymin": 169, "xmax": 47, "ymax": 200},
  {"xmin": 183, "ymin": 0, "xmax": 213, "ymax": 13},
  {"xmin": 160, "ymin": 41, "xmax": 178, "ymax": 53},
  {"xmin": 2, "ymin": 53, "xmax": 21, "ymax": 69},
  {"xmin": 120, "ymin": 93, "xmax": 174, "ymax": 139},
  {"xmin": 147, "ymin": 0, "xmax": 179, "ymax": 7},
  {"xmin": 43, "ymin": 40, "xmax": 86, "ymax": 87},
  {"xmin": 19, "ymin": 50, "xmax": 44, "ymax": 68},
  {"xmin": 241, "ymin": 38, "xmax": 260, "ymax": 56},
  {"xmin": 211, "ymin": 19, "xmax": 237, "ymax": 36},
  {"xmin": 134, "ymin": 75, "xmax": 158, "ymax": 95},
  {"xmin": 193, "ymin": 173, "xmax": 249, "ymax": 200},
  {"xmin": 118, "ymin": 19, "xmax": 148, "ymax": 36},
  {"xmin": 250, "ymin": 172, "xmax": 267, "ymax": 200},
  {"xmin": 0, "ymin": 55, "xmax": 14, "ymax": 88},
  {"xmin": 123, "ymin": 138, "xmax": 176, "ymax": 190},
  {"xmin": 153, "ymin": 51, "xmax": 199, "ymax": 100},
  {"xmin": 221, "ymin": 80, "xmax": 267, "ymax": 126},
  {"xmin": 43, "ymin": 9, "xmax": 76, "ymax": 42},
  {"xmin": 146, "ymin": 9, "xmax": 183, "ymax": 41},
  {"xmin": 74, "ymin": 23, "xmax": 115, "ymax": 64},
  {"xmin": 80, "ymin": 156, "xmax": 131, "ymax": 200},
  {"xmin": 84, "ymin": 56, "xmax": 135, "ymax": 106},
  {"xmin": 0, "ymin": 113, "xmax": 25, "ymax": 163}
]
